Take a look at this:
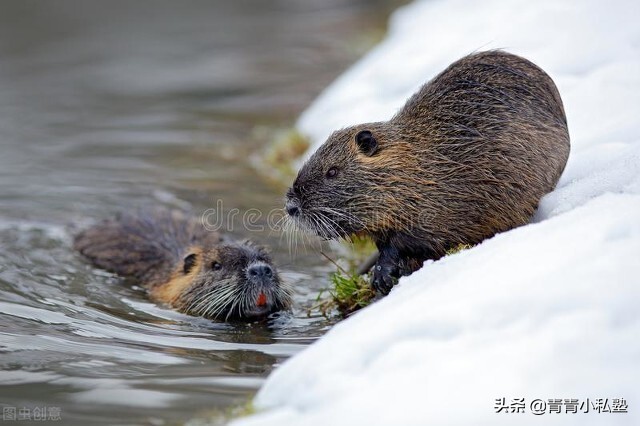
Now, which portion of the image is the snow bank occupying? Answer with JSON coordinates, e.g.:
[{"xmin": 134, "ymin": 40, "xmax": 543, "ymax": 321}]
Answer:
[{"xmin": 234, "ymin": 0, "xmax": 640, "ymax": 424}]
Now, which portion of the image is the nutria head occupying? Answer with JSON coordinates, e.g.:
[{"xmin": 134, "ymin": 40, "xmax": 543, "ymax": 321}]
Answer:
[
  {"xmin": 285, "ymin": 121, "xmax": 419, "ymax": 239},
  {"xmin": 159, "ymin": 241, "xmax": 292, "ymax": 321}
]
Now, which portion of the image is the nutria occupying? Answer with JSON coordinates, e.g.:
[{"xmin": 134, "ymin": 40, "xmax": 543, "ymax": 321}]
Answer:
[
  {"xmin": 74, "ymin": 208, "xmax": 292, "ymax": 320},
  {"xmin": 285, "ymin": 50, "xmax": 570, "ymax": 294}
]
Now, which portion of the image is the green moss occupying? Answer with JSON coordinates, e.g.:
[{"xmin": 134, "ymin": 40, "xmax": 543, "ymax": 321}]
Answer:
[
  {"xmin": 228, "ymin": 400, "xmax": 256, "ymax": 418},
  {"xmin": 183, "ymin": 398, "xmax": 257, "ymax": 426},
  {"xmin": 251, "ymin": 126, "xmax": 310, "ymax": 188}
]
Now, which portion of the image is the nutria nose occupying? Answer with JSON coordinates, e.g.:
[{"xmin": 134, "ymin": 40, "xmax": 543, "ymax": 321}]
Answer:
[
  {"xmin": 286, "ymin": 203, "xmax": 300, "ymax": 217},
  {"xmin": 248, "ymin": 263, "xmax": 273, "ymax": 279}
]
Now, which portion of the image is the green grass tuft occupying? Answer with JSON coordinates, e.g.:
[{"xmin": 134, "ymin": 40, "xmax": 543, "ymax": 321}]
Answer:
[
  {"xmin": 329, "ymin": 269, "xmax": 376, "ymax": 315},
  {"xmin": 311, "ymin": 252, "xmax": 377, "ymax": 318}
]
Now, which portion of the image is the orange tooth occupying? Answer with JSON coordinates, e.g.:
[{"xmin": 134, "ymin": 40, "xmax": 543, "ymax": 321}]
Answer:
[{"xmin": 257, "ymin": 292, "xmax": 267, "ymax": 307}]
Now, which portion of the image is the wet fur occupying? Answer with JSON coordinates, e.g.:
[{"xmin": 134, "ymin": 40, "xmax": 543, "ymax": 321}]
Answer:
[{"xmin": 74, "ymin": 209, "xmax": 220, "ymax": 287}]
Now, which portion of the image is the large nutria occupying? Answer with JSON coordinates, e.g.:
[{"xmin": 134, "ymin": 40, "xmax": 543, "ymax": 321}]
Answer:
[
  {"xmin": 74, "ymin": 208, "xmax": 292, "ymax": 320},
  {"xmin": 285, "ymin": 50, "xmax": 570, "ymax": 294}
]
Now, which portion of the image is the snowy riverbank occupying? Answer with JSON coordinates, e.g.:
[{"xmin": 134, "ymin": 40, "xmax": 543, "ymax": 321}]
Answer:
[{"xmin": 235, "ymin": 0, "xmax": 640, "ymax": 425}]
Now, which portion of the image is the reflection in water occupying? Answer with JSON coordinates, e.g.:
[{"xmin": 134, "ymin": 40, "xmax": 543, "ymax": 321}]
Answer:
[{"xmin": 0, "ymin": 0, "xmax": 394, "ymax": 424}]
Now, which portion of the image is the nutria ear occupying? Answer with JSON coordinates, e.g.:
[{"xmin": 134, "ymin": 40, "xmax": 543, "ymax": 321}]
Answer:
[
  {"xmin": 355, "ymin": 130, "xmax": 378, "ymax": 156},
  {"xmin": 183, "ymin": 253, "xmax": 197, "ymax": 274}
]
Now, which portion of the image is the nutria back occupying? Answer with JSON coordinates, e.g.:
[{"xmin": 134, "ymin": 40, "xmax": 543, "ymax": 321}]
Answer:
[
  {"xmin": 74, "ymin": 208, "xmax": 221, "ymax": 288},
  {"xmin": 285, "ymin": 50, "xmax": 570, "ymax": 294},
  {"xmin": 386, "ymin": 50, "xmax": 570, "ymax": 244}
]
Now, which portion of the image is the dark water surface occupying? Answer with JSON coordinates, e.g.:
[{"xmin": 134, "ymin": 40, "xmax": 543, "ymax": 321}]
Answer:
[{"xmin": 0, "ymin": 1, "xmax": 393, "ymax": 424}]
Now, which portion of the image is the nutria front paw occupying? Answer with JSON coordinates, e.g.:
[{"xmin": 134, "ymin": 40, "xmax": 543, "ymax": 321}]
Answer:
[
  {"xmin": 371, "ymin": 246, "xmax": 401, "ymax": 295},
  {"xmin": 371, "ymin": 261, "xmax": 398, "ymax": 295}
]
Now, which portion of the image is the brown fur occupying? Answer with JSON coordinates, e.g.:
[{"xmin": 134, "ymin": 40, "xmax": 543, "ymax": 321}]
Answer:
[
  {"xmin": 285, "ymin": 51, "xmax": 570, "ymax": 294},
  {"xmin": 74, "ymin": 208, "xmax": 292, "ymax": 320}
]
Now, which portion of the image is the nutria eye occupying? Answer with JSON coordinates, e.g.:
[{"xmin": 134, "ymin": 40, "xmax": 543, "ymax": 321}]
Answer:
[
  {"xmin": 211, "ymin": 262, "xmax": 222, "ymax": 271},
  {"xmin": 326, "ymin": 167, "xmax": 338, "ymax": 179},
  {"xmin": 355, "ymin": 130, "xmax": 378, "ymax": 156}
]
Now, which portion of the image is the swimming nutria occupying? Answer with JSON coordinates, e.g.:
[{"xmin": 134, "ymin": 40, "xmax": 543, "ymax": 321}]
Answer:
[
  {"xmin": 285, "ymin": 50, "xmax": 570, "ymax": 295},
  {"xmin": 74, "ymin": 208, "xmax": 292, "ymax": 320}
]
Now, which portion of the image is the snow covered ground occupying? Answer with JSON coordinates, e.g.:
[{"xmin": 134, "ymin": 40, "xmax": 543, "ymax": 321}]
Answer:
[{"xmin": 234, "ymin": 0, "xmax": 640, "ymax": 425}]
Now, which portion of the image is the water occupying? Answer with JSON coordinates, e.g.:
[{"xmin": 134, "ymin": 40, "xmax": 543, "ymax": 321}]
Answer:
[{"xmin": 0, "ymin": 1, "xmax": 393, "ymax": 424}]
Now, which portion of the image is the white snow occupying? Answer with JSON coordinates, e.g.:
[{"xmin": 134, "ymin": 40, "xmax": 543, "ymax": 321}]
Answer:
[{"xmin": 233, "ymin": 0, "xmax": 640, "ymax": 425}]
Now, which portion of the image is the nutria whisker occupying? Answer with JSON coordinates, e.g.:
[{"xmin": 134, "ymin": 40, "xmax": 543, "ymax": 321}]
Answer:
[
  {"xmin": 204, "ymin": 284, "xmax": 237, "ymax": 318},
  {"xmin": 192, "ymin": 279, "xmax": 235, "ymax": 316}
]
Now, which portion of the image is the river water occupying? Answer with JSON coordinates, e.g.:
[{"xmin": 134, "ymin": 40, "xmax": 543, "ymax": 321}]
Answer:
[{"xmin": 0, "ymin": 1, "xmax": 393, "ymax": 424}]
